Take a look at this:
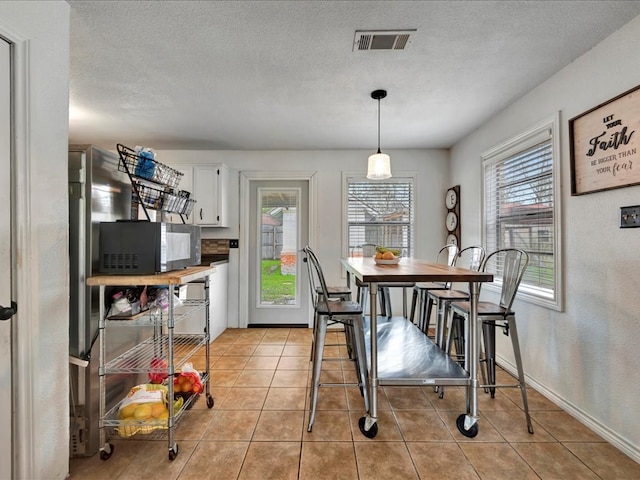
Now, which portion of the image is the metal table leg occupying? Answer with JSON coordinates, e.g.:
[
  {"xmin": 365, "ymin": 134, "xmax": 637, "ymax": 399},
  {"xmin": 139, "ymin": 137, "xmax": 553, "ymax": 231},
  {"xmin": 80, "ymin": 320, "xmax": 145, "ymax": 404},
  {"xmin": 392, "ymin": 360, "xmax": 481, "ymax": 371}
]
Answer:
[
  {"xmin": 358, "ymin": 281, "xmax": 378, "ymax": 438},
  {"xmin": 456, "ymin": 281, "xmax": 480, "ymax": 437},
  {"xmin": 98, "ymin": 285, "xmax": 114, "ymax": 460}
]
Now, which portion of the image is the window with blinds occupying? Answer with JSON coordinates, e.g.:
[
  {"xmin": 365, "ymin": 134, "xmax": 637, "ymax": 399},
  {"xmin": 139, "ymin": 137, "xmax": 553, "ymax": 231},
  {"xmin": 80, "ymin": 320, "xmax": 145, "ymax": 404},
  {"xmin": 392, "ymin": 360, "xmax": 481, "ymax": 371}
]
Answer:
[
  {"xmin": 482, "ymin": 114, "xmax": 562, "ymax": 309},
  {"xmin": 346, "ymin": 178, "xmax": 414, "ymax": 258}
]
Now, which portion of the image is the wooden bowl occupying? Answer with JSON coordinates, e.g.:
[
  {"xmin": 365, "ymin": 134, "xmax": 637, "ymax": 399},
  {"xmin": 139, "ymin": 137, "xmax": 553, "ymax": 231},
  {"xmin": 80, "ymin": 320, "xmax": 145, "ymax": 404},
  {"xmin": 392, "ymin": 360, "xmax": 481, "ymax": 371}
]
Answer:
[{"xmin": 373, "ymin": 256, "xmax": 401, "ymax": 265}]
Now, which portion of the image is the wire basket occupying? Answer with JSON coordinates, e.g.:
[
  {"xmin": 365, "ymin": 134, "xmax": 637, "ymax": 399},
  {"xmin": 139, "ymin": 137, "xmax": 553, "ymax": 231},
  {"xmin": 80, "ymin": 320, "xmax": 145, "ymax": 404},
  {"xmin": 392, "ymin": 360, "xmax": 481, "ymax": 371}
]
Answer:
[
  {"xmin": 132, "ymin": 186, "xmax": 197, "ymax": 217},
  {"xmin": 162, "ymin": 190, "xmax": 196, "ymax": 216},
  {"xmin": 182, "ymin": 198, "xmax": 196, "ymax": 216},
  {"xmin": 117, "ymin": 143, "xmax": 184, "ymax": 189},
  {"xmin": 133, "ymin": 184, "xmax": 167, "ymax": 211}
]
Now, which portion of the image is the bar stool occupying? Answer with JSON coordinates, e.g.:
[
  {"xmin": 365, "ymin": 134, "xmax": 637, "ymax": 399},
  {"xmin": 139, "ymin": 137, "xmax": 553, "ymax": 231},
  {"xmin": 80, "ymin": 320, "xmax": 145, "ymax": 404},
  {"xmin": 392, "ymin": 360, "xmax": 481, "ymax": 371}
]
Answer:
[
  {"xmin": 426, "ymin": 245, "xmax": 485, "ymax": 349},
  {"xmin": 409, "ymin": 244, "xmax": 459, "ymax": 335},
  {"xmin": 426, "ymin": 246, "xmax": 484, "ymax": 399},
  {"xmin": 303, "ymin": 247, "xmax": 353, "ymax": 360},
  {"xmin": 448, "ymin": 248, "xmax": 533, "ymax": 434},
  {"xmin": 303, "ymin": 247, "xmax": 370, "ymax": 432}
]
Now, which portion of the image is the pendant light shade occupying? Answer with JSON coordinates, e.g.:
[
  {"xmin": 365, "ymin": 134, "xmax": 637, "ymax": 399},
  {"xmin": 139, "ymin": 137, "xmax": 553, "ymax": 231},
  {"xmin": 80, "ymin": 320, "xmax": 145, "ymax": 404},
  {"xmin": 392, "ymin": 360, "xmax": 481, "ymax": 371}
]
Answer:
[
  {"xmin": 367, "ymin": 89, "xmax": 392, "ymax": 180},
  {"xmin": 367, "ymin": 152, "xmax": 391, "ymax": 180}
]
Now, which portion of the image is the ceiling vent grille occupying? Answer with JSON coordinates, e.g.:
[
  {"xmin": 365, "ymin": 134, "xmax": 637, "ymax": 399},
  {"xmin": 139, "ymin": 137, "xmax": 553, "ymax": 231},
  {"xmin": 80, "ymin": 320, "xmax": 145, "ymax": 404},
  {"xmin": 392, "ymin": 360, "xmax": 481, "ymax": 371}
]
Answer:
[{"xmin": 353, "ymin": 30, "xmax": 416, "ymax": 51}]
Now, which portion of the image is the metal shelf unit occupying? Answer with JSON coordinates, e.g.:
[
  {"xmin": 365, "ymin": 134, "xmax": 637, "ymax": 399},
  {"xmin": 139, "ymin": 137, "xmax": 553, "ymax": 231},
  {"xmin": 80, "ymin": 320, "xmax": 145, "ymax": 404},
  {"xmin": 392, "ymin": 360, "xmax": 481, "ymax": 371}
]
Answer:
[{"xmin": 87, "ymin": 266, "xmax": 216, "ymax": 461}]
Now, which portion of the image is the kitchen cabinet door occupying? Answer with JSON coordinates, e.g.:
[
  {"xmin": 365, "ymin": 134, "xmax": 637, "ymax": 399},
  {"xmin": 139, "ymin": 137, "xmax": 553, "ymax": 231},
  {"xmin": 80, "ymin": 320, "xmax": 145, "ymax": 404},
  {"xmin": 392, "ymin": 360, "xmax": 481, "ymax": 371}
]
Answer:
[
  {"xmin": 193, "ymin": 164, "xmax": 228, "ymax": 227},
  {"xmin": 209, "ymin": 262, "xmax": 228, "ymax": 341}
]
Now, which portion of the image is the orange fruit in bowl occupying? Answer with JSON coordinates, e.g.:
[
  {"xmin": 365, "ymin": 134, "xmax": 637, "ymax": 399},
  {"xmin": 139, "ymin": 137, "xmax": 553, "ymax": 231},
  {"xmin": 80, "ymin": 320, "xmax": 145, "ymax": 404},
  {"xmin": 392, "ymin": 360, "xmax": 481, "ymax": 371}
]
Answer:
[
  {"xmin": 375, "ymin": 252, "xmax": 383, "ymax": 259},
  {"xmin": 382, "ymin": 251, "xmax": 395, "ymax": 260}
]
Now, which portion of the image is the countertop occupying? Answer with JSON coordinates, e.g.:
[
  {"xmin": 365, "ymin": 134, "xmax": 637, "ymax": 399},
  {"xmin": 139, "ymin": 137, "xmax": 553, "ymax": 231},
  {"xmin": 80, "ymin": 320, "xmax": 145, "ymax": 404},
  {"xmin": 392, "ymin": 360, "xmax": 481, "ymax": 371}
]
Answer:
[
  {"xmin": 87, "ymin": 265, "xmax": 216, "ymax": 286},
  {"xmin": 200, "ymin": 254, "xmax": 229, "ymax": 266}
]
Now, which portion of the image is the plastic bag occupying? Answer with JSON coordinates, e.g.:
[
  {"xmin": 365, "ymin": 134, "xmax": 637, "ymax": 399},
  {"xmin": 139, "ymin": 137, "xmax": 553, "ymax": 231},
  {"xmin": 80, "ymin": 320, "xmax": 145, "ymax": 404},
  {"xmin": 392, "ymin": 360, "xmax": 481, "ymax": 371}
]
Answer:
[
  {"xmin": 148, "ymin": 357, "xmax": 168, "ymax": 384},
  {"xmin": 173, "ymin": 362, "xmax": 203, "ymax": 395},
  {"xmin": 116, "ymin": 384, "xmax": 168, "ymax": 437},
  {"xmin": 134, "ymin": 146, "xmax": 156, "ymax": 180},
  {"xmin": 149, "ymin": 287, "xmax": 182, "ymax": 312}
]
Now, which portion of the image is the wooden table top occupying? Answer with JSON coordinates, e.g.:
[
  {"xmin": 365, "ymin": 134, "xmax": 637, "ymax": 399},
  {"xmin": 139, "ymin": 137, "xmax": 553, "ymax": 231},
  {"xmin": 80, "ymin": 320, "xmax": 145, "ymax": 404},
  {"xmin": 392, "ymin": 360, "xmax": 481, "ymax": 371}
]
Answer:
[
  {"xmin": 87, "ymin": 265, "xmax": 216, "ymax": 286},
  {"xmin": 341, "ymin": 257, "xmax": 493, "ymax": 284}
]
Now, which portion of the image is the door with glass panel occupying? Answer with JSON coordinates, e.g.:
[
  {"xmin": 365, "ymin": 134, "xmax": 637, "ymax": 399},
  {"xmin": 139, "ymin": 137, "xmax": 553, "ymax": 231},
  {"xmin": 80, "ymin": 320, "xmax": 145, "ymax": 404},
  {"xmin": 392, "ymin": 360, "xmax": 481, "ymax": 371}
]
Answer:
[{"xmin": 248, "ymin": 180, "xmax": 309, "ymax": 326}]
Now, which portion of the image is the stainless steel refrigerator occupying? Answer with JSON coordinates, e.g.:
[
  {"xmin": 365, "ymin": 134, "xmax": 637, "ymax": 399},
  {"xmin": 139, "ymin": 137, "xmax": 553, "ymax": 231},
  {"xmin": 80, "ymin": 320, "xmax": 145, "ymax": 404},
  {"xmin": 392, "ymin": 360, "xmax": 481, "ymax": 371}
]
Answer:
[{"xmin": 68, "ymin": 144, "xmax": 151, "ymax": 457}]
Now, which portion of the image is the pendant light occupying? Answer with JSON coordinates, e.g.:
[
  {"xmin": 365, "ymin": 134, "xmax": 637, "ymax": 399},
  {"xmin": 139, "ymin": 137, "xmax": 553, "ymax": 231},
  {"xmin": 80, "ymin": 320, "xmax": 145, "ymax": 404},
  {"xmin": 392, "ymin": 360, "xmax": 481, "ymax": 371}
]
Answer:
[{"xmin": 367, "ymin": 89, "xmax": 392, "ymax": 180}]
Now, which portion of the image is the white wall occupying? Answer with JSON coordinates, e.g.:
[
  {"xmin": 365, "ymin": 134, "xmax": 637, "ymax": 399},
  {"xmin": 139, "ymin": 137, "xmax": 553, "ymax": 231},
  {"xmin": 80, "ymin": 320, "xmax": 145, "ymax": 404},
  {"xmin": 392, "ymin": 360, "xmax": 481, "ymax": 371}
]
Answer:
[
  {"xmin": 451, "ymin": 15, "xmax": 640, "ymax": 461},
  {"xmin": 0, "ymin": 1, "xmax": 70, "ymax": 479},
  {"xmin": 158, "ymin": 148, "xmax": 450, "ymax": 322},
  {"xmin": 5, "ymin": 0, "xmax": 637, "ymax": 474}
]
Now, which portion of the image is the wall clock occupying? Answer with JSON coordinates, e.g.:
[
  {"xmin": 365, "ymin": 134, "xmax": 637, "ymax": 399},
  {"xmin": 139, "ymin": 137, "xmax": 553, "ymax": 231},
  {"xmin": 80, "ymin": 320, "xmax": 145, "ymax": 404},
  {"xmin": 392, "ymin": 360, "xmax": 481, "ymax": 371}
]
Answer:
[
  {"xmin": 445, "ymin": 185, "xmax": 461, "ymax": 247},
  {"xmin": 445, "ymin": 187, "xmax": 458, "ymax": 210},
  {"xmin": 446, "ymin": 211, "xmax": 458, "ymax": 231}
]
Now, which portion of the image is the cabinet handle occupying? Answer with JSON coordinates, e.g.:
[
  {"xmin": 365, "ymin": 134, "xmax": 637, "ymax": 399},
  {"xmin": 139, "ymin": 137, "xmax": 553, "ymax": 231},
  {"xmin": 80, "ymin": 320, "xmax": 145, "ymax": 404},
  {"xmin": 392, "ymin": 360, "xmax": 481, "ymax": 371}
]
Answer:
[{"xmin": 200, "ymin": 208, "xmax": 203, "ymax": 220}]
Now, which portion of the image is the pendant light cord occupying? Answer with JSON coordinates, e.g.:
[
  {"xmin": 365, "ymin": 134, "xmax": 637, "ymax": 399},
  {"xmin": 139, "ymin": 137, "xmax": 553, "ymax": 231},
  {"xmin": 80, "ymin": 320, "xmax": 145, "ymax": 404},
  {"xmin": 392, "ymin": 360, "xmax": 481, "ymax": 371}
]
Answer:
[{"xmin": 376, "ymin": 97, "xmax": 382, "ymax": 154}]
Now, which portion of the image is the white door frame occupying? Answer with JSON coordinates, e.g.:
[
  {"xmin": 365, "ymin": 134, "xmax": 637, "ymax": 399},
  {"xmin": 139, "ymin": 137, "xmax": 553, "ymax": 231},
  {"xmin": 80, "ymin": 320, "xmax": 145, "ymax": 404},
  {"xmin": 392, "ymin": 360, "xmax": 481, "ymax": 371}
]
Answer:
[
  {"xmin": 0, "ymin": 34, "xmax": 12, "ymax": 480},
  {"xmin": 0, "ymin": 22, "xmax": 37, "ymax": 480},
  {"xmin": 239, "ymin": 171, "xmax": 317, "ymax": 329}
]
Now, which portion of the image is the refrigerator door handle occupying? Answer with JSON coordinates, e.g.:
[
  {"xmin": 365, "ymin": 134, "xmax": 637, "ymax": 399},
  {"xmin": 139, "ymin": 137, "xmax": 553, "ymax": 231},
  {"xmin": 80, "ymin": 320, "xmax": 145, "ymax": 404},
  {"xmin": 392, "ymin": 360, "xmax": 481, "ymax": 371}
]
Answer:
[{"xmin": 0, "ymin": 300, "xmax": 16, "ymax": 321}]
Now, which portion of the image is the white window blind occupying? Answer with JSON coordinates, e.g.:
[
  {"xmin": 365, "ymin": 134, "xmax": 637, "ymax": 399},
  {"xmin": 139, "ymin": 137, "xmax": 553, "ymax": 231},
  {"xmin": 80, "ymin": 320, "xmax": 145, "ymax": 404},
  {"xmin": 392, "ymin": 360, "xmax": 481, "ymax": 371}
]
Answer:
[
  {"xmin": 347, "ymin": 178, "xmax": 414, "ymax": 257},
  {"xmin": 483, "ymin": 131, "xmax": 556, "ymax": 298}
]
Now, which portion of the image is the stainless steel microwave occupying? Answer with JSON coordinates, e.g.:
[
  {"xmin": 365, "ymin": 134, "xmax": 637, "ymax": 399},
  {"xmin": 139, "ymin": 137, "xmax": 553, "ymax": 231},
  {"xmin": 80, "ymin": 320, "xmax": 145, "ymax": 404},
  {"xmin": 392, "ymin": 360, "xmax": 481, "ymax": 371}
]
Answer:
[{"xmin": 99, "ymin": 221, "xmax": 201, "ymax": 274}]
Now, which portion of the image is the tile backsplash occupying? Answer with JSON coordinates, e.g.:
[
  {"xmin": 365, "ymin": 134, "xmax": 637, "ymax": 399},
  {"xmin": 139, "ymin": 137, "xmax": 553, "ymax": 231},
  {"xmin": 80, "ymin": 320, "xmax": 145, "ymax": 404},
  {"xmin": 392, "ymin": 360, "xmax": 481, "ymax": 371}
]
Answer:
[{"xmin": 201, "ymin": 239, "xmax": 230, "ymax": 255}]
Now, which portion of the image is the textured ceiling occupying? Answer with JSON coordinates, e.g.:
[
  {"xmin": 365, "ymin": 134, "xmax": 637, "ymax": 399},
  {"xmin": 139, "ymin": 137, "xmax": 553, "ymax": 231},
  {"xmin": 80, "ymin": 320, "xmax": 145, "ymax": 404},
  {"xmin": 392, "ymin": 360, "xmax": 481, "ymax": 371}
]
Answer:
[{"xmin": 67, "ymin": 0, "xmax": 640, "ymax": 151}]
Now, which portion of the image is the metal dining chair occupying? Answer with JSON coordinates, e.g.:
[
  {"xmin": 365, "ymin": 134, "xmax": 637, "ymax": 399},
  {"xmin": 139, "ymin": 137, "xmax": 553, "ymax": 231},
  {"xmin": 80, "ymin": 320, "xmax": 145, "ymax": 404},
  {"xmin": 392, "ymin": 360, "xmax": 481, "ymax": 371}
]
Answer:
[
  {"xmin": 425, "ymin": 246, "xmax": 485, "ymax": 399},
  {"xmin": 303, "ymin": 246, "xmax": 370, "ymax": 432},
  {"xmin": 303, "ymin": 246, "xmax": 353, "ymax": 360},
  {"xmin": 409, "ymin": 243, "xmax": 459, "ymax": 334},
  {"xmin": 427, "ymin": 245, "xmax": 486, "ymax": 349},
  {"xmin": 448, "ymin": 248, "xmax": 533, "ymax": 434}
]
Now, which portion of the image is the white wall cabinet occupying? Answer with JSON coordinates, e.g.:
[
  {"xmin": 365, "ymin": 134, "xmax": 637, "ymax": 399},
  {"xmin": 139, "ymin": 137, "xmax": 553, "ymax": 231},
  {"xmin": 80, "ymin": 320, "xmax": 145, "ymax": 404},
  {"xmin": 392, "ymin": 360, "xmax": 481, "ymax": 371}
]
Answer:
[
  {"xmin": 194, "ymin": 164, "xmax": 228, "ymax": 227},
  {"xmin": 166, "ymin": 164, "xmax": 228, "ymax": 227}
]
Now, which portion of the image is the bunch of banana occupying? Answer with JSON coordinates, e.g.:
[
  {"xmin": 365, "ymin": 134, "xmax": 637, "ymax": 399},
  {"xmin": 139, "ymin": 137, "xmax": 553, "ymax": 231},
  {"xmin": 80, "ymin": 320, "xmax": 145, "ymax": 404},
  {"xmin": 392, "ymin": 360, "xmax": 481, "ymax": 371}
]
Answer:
[
  {"xmin": 374, "ymin": 246, "xmax": 401, "ymax": 260},
  {"xmin": 375, "ymin": 246, "xmax": 401, "ymax": 255}
]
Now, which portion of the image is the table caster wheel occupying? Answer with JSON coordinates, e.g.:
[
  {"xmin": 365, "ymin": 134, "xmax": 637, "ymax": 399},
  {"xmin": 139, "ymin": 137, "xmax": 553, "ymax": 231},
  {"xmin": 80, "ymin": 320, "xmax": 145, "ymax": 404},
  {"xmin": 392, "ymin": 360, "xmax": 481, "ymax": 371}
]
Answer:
[
  {"xmin": 206, "ymin": 394, "xmax": 214, "ymax": 408},
  {"xmin": 169, "ymin": 444, "xmax": 179, "ymax": 461},
  {"xmin": 99, "ymin": 443, "xmax": 114, "ymax": 461},
  {"xmin": 358, "ymin": 416, "xmax": 378, "ymax": 438},
  {"xmin": 456, "ymin": 414, "xmax": 478, "ymax": 438}
]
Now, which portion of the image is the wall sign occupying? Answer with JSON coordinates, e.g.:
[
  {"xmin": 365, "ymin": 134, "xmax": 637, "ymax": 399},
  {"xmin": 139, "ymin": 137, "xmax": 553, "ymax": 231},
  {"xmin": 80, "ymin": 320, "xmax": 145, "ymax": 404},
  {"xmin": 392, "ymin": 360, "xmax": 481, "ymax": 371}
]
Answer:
[{"xmin": 570, "ymin": 84, "xmax": 640, "ymax": 195}]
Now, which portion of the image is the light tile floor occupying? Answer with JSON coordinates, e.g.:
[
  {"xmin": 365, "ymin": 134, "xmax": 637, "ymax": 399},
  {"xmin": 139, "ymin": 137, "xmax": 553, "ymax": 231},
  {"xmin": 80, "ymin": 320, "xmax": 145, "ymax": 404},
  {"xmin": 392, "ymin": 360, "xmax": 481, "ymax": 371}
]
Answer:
[{"xmin": 69, "ymin": 327, "xmax": 640, "ymax": 479}]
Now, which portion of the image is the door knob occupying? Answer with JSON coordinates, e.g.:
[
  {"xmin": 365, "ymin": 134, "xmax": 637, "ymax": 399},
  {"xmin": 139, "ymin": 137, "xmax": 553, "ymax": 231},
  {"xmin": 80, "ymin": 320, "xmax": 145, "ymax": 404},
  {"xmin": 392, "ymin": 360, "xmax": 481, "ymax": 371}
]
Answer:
[{"xmin": 0, "ymin": 301, "xmax": 17, "ymax": 321}]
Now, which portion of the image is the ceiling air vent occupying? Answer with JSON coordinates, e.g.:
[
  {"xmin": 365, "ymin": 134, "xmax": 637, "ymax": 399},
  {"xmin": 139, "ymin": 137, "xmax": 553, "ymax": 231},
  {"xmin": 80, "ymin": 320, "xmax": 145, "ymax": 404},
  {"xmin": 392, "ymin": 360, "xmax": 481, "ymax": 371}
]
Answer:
[{"xmin": 353, "ymin": 29, "xmax": 416, "ymax": 51}]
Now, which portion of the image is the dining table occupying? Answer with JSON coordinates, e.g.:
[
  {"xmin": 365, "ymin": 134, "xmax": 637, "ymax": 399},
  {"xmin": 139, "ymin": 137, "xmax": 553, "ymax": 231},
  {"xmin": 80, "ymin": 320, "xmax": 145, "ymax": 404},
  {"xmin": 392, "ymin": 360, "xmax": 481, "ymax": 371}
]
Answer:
[{"xmin": 341, "ymin": 256, "xmax": 494, "ymax": 438}]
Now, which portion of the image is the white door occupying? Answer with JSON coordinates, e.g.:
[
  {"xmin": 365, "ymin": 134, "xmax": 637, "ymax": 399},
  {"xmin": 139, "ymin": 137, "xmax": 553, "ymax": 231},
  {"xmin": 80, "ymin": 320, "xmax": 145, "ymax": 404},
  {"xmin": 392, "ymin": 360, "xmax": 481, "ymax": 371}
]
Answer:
[
  {"xmin": 0, "ymin": 36, "xmax": 14, "ymax": 480},
  {"xmin": 248, "ymin": 180, "xmax": 309, "ymax": 326}
]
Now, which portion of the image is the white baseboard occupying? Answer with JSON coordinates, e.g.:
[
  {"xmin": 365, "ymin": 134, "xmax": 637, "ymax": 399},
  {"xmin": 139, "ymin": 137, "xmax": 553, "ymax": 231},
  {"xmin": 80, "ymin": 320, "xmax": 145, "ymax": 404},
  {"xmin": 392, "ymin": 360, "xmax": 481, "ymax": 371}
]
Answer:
[{"xmin": 497, "ymin": 355, "xmax": 640, "ymax": 463}]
